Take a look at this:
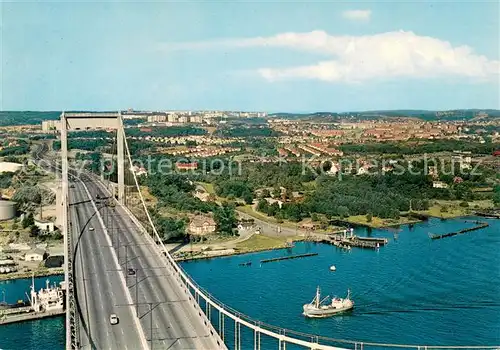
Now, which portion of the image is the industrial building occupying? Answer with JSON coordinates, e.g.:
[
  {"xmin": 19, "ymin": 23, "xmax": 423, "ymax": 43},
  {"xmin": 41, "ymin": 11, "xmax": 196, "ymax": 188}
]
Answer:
[{"xmin": 0, "ymin": 200, "xmax": 16, "ymax": 221}]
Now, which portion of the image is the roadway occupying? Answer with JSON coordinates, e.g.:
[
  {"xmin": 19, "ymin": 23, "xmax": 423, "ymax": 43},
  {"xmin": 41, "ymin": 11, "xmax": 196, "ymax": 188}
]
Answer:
[
  {"xmin": 70, "ymin": 179, "xmax": 148, "ymax": 349},
  {"xmin": 81, "ymin": 175, "xmax": 223, "ymax": 349}
]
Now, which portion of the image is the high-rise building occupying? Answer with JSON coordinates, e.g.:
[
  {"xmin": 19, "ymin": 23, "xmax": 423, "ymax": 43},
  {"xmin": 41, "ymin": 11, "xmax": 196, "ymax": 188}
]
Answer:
[{"xmin": 41, "ymin": 120, "xmax": 62, "ymax": 131}]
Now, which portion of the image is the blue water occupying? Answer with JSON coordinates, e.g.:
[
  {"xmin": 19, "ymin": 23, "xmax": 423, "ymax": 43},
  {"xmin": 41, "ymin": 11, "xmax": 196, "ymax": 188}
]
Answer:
[
  {"xmin": 182, "ymin": 217, "xmax": 500, "ymax": 347},
  {"xmin": 0, "ymin": 218, "xmax": 498, "ymax": 349},
  {"xmin": 0, "ymin": 276, "xmax": 65, "ymax": 350}
]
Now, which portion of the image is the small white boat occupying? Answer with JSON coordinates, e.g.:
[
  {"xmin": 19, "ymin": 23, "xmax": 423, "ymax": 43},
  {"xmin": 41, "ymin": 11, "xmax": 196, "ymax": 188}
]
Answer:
[{"xmin": 330, "ymin": 265, "xmax": 336, "ymax": 271}]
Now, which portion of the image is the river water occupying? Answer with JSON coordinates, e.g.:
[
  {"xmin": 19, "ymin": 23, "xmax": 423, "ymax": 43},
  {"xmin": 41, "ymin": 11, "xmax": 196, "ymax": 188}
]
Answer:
[
  {"xmin": 0, "ymin": 276, "xmax": 65, "ymax": 350},
  {"xmin": 0, "ymin": 217, "xmax": 498, "ymax": 349},
  {"xmin": 181, "ymin": 217, "xmax": 500, "ymax": 348}
]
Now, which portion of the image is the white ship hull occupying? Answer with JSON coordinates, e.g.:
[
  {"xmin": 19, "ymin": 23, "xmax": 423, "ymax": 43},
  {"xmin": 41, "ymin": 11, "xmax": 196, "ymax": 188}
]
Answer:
[
  {"xmin": 302, "ymin": 286, "xmax": 354, "ymax": 318},
  {"xmin": 303, "ymin": 304, "xmax": 353, "ymax": 318}
]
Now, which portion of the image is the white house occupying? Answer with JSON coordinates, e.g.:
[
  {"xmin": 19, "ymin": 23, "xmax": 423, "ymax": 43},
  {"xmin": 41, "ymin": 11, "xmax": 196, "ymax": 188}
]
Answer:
[
  {"xmin": 34, "ymin": 218, "xmax": 55, "ymax": 233},
  {"xmin": 433, "ymin": 181, "xmax": 449, "ymax": 189},
  {"xmin": 188, "ymin": 216, "xmax": 216, "ymax": 236},
  {"xmin": 25, "ymin": 248, "xmax": 46, "ymax": 262}
]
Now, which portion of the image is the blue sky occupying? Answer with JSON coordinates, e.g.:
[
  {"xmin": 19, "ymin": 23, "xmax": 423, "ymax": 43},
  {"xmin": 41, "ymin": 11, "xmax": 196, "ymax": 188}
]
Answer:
[{"xmin": 1, "ymin": 1, "xmax": 499, "ymax": 112}]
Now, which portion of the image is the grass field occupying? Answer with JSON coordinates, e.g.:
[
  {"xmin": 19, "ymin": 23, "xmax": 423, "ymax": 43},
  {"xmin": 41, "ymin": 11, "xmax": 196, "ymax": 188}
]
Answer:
[
  {"xmin": 235, "ymin": 234, "xmax": 291, "ymax": 252},
  {"xmin": 196, "ymin": 182, "xmax": 215, "ymax": 194},
  {"xmin": 237, "ymin": 205, "xmax": 281, "ymax": 223},
  {"xmin": 345, "ymin": 215, "xmax": 420, "ymax": 228},
  {"xmin": 416, "ymin": 199, "xmax": 494, "ymax": 218}
]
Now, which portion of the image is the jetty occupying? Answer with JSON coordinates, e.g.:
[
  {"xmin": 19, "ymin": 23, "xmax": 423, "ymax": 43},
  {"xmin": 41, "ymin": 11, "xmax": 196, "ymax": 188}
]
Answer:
[
  {"xmin": 260, "ymin": 253, "xmax": 318, "ymax": 264},
  {"xmin": 429, "ymin": 221, "xmax": 489, "ymax": 240},
  {"xmin": 311, "ymin": 228, "xmax": 388, "ymax": 250},
  {"xmin": 475, "ymin": 211, "xmax": 500, "ymax": 219}
]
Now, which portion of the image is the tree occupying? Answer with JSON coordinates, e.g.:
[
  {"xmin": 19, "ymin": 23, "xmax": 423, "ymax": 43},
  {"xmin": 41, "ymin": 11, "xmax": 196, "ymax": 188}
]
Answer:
[
  {"xmin": 243, "ymin": 191, "xmax": 254, "ymax": 205},
  {"xmin": 272, "ymin": 187, "xmax": 281, "ymax": 198},
  {"xmin": 260, "ymin": 189, "xmax": 271, "ymax": 198},
  {"xmin": 29, "ymin": 225, "xmax": 40, "ymax": 237},
  {"xmin": 214, "ymin": 202, "xmax": 237, "ymax": 235},
  {"xmin": 311, "ymin": 213, "xmax": 319, "ymax": 222},
  {"xmin": 366, "ymin": 213, "xmax": 373, "ymax": 223},
  {"xmin": 337, "ymin": 206, "xmax": 350, "ymax": 219},
  {"xmin": 257, "ymin": 199, "xmax": 268, "ymax": 213},
  {"xmin": 22, "ymin": 213, "xmax": 34, "ymax": 228},
  {"xmin": 493, "ymin": 185, "xmax": 500, "ymax": 206}
]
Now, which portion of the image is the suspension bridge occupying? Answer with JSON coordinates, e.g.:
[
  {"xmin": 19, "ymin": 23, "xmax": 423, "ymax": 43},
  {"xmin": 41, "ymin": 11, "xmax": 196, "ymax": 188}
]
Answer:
[{"xmin": 48, "ymin": 112, "xmax": 497, "ymax": 350}]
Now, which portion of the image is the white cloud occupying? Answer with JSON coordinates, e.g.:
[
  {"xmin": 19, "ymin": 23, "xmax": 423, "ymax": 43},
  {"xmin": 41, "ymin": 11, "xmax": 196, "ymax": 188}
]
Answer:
[
  {"xmin": 342, "ymin": 10, "xmax": 371, "ymax": 21},
  {"xmin": 162, "ymin": 30, "xmax": 500, "ymax": 83}
]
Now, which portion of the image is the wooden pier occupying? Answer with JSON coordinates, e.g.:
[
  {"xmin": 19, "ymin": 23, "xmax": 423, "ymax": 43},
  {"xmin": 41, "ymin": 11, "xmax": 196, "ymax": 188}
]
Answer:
[
  {"xmin": 429, "ymin": 221, "xmax": 489, "ymax": 240},
  {"xmin": 260, "ymin": 253, "xmax": 318, "ymax": 264}
]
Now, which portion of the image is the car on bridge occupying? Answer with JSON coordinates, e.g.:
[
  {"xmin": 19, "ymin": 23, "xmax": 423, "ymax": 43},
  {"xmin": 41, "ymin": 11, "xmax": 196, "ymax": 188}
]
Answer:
[{"xmin": 109, "ymin": 314, "xmax": 119, "ymax": 325}]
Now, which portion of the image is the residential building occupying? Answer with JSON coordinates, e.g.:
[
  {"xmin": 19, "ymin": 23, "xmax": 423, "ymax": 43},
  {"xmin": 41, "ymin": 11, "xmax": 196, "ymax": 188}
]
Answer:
[
  {"xmin": 25, "ymin": 248, "xmax": 47, "ymax": 262},
  {"xmin": 433, "ymin": 181, "xmax": 449, "ymax": 189},
  {"xmin": 188, "ymin": 216, "xmax": 216, "ymax": 236},
  {"xmin": 34, "ymin": 218, "xmax": 55, "ymax": 233},
  {"xmin": 41, "ymin": 120, "xmax": 61, "ymax": 132}
]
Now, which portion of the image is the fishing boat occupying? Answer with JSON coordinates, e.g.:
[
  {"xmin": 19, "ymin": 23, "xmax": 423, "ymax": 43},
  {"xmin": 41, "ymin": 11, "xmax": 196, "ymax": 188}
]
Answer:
[
  {"xmin": 330, "ymin": 265, "xmax": 336, "ymax": 271},
  {"xmin": 303, "ymin": 286, "xmax": 353, "ymax": 318}
]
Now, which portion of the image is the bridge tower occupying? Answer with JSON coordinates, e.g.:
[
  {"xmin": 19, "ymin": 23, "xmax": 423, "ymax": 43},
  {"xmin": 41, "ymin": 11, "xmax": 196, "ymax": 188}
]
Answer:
[{"xmin": 60, "ymin": 112, "xmax": 126, "ymax": 349}]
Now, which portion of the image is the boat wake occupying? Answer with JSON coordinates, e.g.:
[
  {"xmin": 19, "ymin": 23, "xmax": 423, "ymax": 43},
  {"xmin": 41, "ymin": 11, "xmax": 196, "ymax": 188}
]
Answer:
[{"xmin": 354, "ymin": 302, "xmax": 500, "ymax": 315}]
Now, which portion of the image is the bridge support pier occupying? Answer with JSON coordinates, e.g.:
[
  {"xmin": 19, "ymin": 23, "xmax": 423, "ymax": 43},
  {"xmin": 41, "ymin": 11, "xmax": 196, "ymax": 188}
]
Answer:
[{"xmin": 117, "ymin": 113, "xmax": 125, "ymax": 205}]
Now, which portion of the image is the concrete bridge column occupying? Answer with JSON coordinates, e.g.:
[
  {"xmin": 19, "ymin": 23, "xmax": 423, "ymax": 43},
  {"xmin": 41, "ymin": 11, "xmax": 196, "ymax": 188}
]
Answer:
[
  {"xmin": 117, "ymin": 113, "xmax": 125, "ymax": 205},
  {"xmin": 60, "ymin": 112, "xmax": 71, "ymax": 350}
]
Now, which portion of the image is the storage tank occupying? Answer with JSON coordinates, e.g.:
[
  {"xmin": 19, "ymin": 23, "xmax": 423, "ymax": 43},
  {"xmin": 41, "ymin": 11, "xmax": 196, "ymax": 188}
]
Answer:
[{"xmin": 0, "ymin": 200, "xmax": 16, "ymax": 221}]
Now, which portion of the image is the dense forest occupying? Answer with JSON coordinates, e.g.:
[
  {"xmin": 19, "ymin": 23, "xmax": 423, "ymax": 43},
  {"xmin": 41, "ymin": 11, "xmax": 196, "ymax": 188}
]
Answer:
[
  {"xmin": 0, "ymin": 111, "xmax": 60, "ymax": 126},
  {"xmin": 0, "ymin": 172, "xmax": 15, "ymax": 189},
  {"xmin": 255, "ymin": 171, "xmax": 483, "ymax": 222},
  {"xmin": 53, "ymin": 139, "xmax": 111, "ymax": 152},
  {"xmin": 207, "ymin": 156, "xmax": 496, "ymax": 222},
  {"xmin": 145, "ymin": 174, "xmax": 237, "ymax": 240},
  {"xmin": 0, "ymin": 140, "xmax": 30, "ymax": 156},
  {"xmin": 494, "ymin": 185, "xmax": 500, "ymax": 206}
]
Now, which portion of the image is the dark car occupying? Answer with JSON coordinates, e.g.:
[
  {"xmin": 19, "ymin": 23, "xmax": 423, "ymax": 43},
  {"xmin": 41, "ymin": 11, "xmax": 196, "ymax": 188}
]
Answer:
[{"xmin": 127, "ymin": 268, "xmax": 136, "ymax": 276}]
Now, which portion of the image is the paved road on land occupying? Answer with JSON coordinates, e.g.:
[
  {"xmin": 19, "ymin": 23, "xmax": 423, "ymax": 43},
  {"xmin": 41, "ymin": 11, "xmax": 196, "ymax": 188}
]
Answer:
[
  {"xmin": 81, "ymin": 175, "xmax": 223, "ymax": 349},
  {"xmin": 70, "ymin": 180, "xmax": 147, "ymax": 350}
]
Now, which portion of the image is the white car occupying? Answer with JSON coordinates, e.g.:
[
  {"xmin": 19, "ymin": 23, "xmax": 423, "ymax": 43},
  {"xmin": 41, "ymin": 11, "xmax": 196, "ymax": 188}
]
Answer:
[
  {"xmin": 89, "ymin": 227, "xmax": 95, "ymax": 231},
  {"xmin": 109, "ymin": 314, "xmax": 119, "ymax": 325}
]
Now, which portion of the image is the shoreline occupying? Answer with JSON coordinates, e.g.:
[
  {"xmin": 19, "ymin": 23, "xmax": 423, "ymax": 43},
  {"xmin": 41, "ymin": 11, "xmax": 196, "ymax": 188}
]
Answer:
[
  {"xmin": 176, "ymin": 214, "xmax": 482, "ymax": 262},
  {"xmin": 0, "ymin": 269, "xmax": 64, "ymax": 282},
  {"xmin": 176, "ymin": 242, "xmax": 303, "ymax": 263}
]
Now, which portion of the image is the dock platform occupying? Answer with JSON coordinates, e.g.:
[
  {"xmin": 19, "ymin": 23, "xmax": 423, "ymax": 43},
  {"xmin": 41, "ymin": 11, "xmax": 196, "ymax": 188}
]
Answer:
[
  {"xmin": 321, "ymin": 233, "xmax": 388, "ymax": 249},
  {"xmin": 0, "ymin": 309, "xmax": 65, "ymax": 325}
]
